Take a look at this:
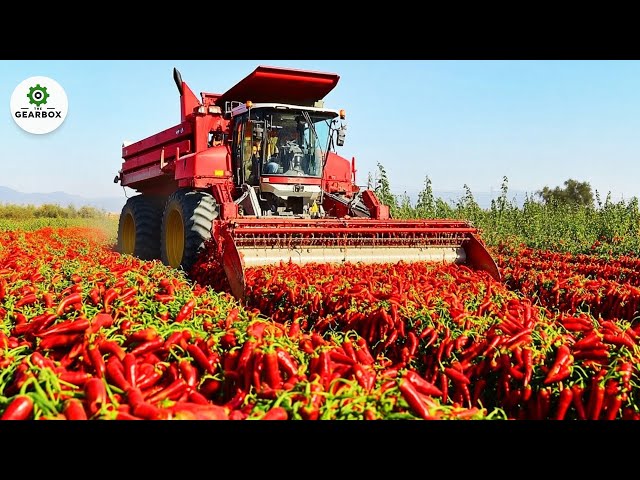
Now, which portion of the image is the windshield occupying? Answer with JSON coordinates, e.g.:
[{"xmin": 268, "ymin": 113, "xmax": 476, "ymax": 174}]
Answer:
[{"xmin": 249, "ymin": 108, "xmax": 336, "ymax": 178}]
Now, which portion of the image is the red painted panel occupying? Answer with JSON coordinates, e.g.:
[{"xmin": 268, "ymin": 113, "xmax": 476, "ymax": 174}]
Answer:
[
  {"xmin": 217, "ymin": 65, "xmax": 340, "ymax": 106},
  {"xmin": 122, "ymin": 122, "xmax": 192, "ymax": 159},
  {"xmin": 323, "ymin": 152, "xmax": 351, "ymax": 182},
  {"xmin": 121, "ymin": 164, "xmax": 165, "ymax": 186},
  {"xmin": 175, "ymin": 146, "xmax": 231, "ymax": 180},
  {"xmin": 121, "ymin": 140, "xmax": 191, "ymax": 172}
]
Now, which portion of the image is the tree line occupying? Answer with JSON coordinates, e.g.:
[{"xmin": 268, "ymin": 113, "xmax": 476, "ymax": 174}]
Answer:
[
  {"xmin": 371, "ymin": 163, "xmax": 640, "ymax": 254},
  {"xmin": 0, "ymin": 203, "xmax": 109, "ymax": 220}
]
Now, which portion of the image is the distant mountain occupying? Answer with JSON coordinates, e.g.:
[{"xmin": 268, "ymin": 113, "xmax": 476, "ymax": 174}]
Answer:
[{"xmin": 0, "ymin": 186, "xmax": 126, "ymax": 214}]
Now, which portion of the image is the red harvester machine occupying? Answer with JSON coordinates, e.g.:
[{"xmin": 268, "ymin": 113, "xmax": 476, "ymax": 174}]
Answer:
[{"xmin": 114, "ymin": 65, "xmax": 500, "ymax": 301}]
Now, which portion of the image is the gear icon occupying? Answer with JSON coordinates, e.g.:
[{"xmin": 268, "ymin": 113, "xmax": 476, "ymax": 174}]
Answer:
[{"xmin": 27, "ymin": 84, "xmax": 49, "ymax": 107}]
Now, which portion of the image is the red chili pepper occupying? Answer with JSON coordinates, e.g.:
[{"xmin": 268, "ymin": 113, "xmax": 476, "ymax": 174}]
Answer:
[
  {"xmin": 87, "ymin": 344, "xmax": 106, "ymax": 378},
  {"xmin": 439, "ymin": 371, "xmax": 449, "ymax": 403},
  {"xmin": 15, "ymin": 293, "xmax": 38, "ymax": 308},
  {"xmin": 187, "ymin": 390, "xmax": 210, "ymax": 405},
  {"xmin": 263, "ymin": 350, "xmax": 282, "ymax": 390},
  {"xmin": 86, "ymin": 313, "xmax": 114, "ymax": 335},
  {"xmin": 544, "ymin": 344, "xmax": 573, "ymax": 385},
  {"xmin": 157, "ymin": 328, "xmax": 178, "ymax": 349},
  {"xmin": 604, "ymin": 394, "xmax": 623, "ymax": 420},
  {"xmin": 199, "ymin": 378, "xmax": 222, "ymax": 399},
  {"xmin": 353, "ymin": 363, "xmax": 375, "ymax": 392},
  {"xmin": 553, "ymin": 386, "xmax": 574, "ymax": 420},
  {"xmin": 58, "ymin": 370, "xmax": 92, "ymax": 387},
  {"xmin": 98, "ymin": 338, "xmax": 126, "ymax": 361},
  {"xmin": 237, "ymin": 339, "xmax": 257, "ymax": 371},
  {"xmin": 287, "ymin": 318, "xmax": 301, "ymax": 338},
  {"xmin": 354, "ymin": 338, "xmax": 375, "ymax": 365},
  {"xmin": 146, "ymin": 379, "xmax": 188, "ymax": 404},
  {"xmin": 299, "ymin": 379, "xmax": 323, "ymax": 420},
  {"xmin": 223, "ymin": 389, "xmax": 247, "ymax": 411},
  {"xmin": 588, "ymin": 383, "xmax": 606, "ymax": 420},
  {"xmin": 405, "ymin": 370, "xmax": 443, "ymax": 397},
  {"xmin": 1, "ymin": 395, "xmax": 34, "ymax": 420},
  {"xmin": 30, "ymin": 313, "xmax": 58, "ymax": 335},
  {"xmin": 444, "ymin": 367, "xmax": 470, "ymax": 385},
  {"xmin": 179, "ymin": 359, "xmax": 198, "ymax": 389},
  {"xmin": 125, "ymin": 327, "xmax": 158, "ymax": 345},
  {"xmin": 225, "ymin": 307, "xmax": 239, "ymax": 329},
  {"xmin": 571, "ymin": 384, "xmax": 587, "ymax": 420},
  {"xmin": 88, "ymin": 287, "xmax": 101, "ymax": 306},
  {"xmin": 176, "ymin": 299, "xmax": 196, "ymax": 323},
  {"xmin": 115, "ymin": 411, "xmax": 142, "ymax": 420},
  {"xmin": 39, "ymin": 333, "xmax": 84, "ymax": 350},
  {"xmin": 573, "ymin": 332, "xmax": 602, "ymax": 350},
  {"xmin": 126, "ymin": 387, "xmax": 145, "ymax": 409},
  {"xmin": 186, "ymin": 343, "xmax": 216, "ymax": 375},
  {"xmin": 56, "ymin": 292, "xmax": 83, "ymax": 317},
  {"xmin": 154, "ymin": 293, "xmax": 174, "ymax": 304},
  {"xmin": 13, "ymin": 312, "xmax": 27, "ymax": 325},
  {"xmin": 275, "ymin": 348, "xmax": 298, "ymax": 378},
  {"xmin": 261, "ymin": 406, "xmax": 288, "ymax": 420},
  {"xmin": 105, "ymin": 356, "xmax": 131, "ymax": 391},
  {"xmin": 252, "ymin": 351, "xmax": 265, "ymax": 390},
  {"xmin": 38, "ymin": 317, "xmax": 91, "ymax": 338},
  {"xmin": 103, "ymin": 287, "xmax": 118, "ymax": 313},
  {"xmin": 29, "ymin": 351, "xmax": 49, "ymax": 369},
  {"xmin": 84, "ymin": 378, "xmax": 107, "ymax": 417},
  {"xmin": 130, "ymin": 337, "xmax": 165, "ymax": 357},
  {"xmin": 573, "ymin": 349, "xmax": 609, "ymax": 362},
  {"xmin": 536, "ymin": 387, "xmax": 551, "ymax": 419},
  {"xmin": 399, "ymin": 377, "xmax": 435, "ymax": 420},
  {"xmin": 341, "ymin": 339, "xmax": 358, "ymax": 362},
  {"xmin": 42, "ymin": 292, "xmax": 54, "ymax": 309},
  {"xmin": 122, "ymin": 353, "xmax": 137, "ymax": 387},
  {"xmin": 246, "ymin": 321, "xmax": 268, "ymax": 341},
  {"xmin": 602, "ymin": 333, "xmax": 636, "ymax": 350},
  {"xmin": 329, "ymin": 349, "xmax": 356, "ymax": 366},
  {"xmin": 133, "ymin": 402, "xmax": 166, "ymax": 420},
  {"xmin": 63, "ymin": 398, "xmax": 88, "ymax": 420}
]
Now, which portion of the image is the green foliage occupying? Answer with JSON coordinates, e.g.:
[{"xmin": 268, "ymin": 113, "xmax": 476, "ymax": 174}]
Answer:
[
  {"xmin": 0, "ymin": 203, "xmax": 107, "ymax": 220},
  {"xmin": 537, "ymin": 179, "xmax": 595, "ymax": 208},
  {"xmin": 369, "ymin": 165, "xmax": 640, "ymax": 255},
  {"xmin": 374, "ymin": 162, "xmax": 397, "ymax": 213}
]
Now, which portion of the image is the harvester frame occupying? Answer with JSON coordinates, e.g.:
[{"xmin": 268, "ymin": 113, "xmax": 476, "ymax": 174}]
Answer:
[{"xmin": 115, "ymin": 65, "xmax": 500, "ymax": 301}]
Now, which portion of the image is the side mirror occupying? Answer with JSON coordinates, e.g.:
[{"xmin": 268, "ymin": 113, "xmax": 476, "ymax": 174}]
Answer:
[{"xmin": 336, "ymin": 125, "xmax": 346, "ymax": 147}]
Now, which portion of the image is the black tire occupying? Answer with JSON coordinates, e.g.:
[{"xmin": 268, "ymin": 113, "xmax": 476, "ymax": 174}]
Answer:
[
  {"xmin": 160, "ymin": 189, "xmax": 218, "ymax": 272},
  {"xmin": 116, "ymin": 195, "xmax": 164, "ymax": 260}
]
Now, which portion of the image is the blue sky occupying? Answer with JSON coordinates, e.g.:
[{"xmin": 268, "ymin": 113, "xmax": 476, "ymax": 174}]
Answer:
[{"xmin": 3, "ymin": 60, "xmax": 640, "ymax": 202}]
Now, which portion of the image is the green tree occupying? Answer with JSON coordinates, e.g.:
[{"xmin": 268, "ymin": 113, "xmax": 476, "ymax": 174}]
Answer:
[
  {"xmin": 536, "ymin": 179, "xmax": 594, "ymax": 207},
  {"xmin": 416, "ymin": 175, "xmax": 435, "ymax": 218},
  {"xmin": 374, "ymin": 162, "xmax": 397, "ymax": 210}
]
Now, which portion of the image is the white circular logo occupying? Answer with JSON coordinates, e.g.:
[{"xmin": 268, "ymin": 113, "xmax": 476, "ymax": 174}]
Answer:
[{"xmin": 10, "ymin": 76, "xmax": 68, "ymax": 134}]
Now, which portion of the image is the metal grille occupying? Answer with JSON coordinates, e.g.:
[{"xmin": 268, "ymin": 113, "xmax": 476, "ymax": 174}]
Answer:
[{"xmin": 228, "ymin": 219, "xmax": 475, "ymax": 250}]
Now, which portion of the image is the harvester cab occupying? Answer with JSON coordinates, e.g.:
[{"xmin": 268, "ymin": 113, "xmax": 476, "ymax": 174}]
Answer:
[
  {"xmin": 115, "ymin": 65, "xmax": 501, "ymax": 302},
  {"xmin": 227, "ymin": 101, "xmax": 346, "ymax": 219}
]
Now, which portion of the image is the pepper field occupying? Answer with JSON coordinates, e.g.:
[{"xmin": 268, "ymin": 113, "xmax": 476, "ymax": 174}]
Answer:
[{"xmin": 1, "ymin": 189, "xmax": 640, "ymax": 420}]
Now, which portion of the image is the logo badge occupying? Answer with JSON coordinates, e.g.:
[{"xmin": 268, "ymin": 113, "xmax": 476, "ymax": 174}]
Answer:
[{"xmin": 10, "ymin": 76, "xmax": 68, "ymax": 134}]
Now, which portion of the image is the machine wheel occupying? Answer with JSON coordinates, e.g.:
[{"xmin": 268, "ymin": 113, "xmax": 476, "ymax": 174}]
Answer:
[
  {"xmin": 160, "ymin": 189, "xmax": 218, "ymax": 272},
  {"xmin": 117, "ymin": 195, "xmax": 164, "ymax": 260}
]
